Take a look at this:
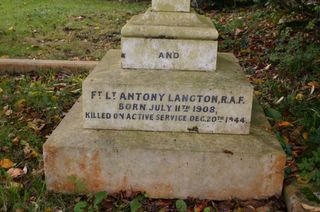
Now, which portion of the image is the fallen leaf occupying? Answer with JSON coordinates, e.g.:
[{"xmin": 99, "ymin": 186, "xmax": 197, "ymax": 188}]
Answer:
[
  {"xmin": 308, "ymin": 81, "xmax": 319, "ymax": 88},
  {"xmin": 254, "ymin": 91, "xmax": 262, "ymax": 96},
  {"xmin": 7, "ymin": 168, "xmax": 25, "ymax": 178},
  {"xmin": 0, "ymin": 87, "xmax": 3, "ymax": 94},
  {"xmin": 5, "ymin": 109, "xmax": 13, "ymax": 116},
  {"xmin": 14, "ymin": 99, "xmax": 26, "ymax": 111},
  {"xmin": 8, "ymin": 26, "xmax": 15, "ymax": 31},
  {"xmin": 251, "ymin": 78, "xmax": 265, "ymax": 84},
  {"xmin": 0, "ymin": 158, "xmax": 14, "ymax": 169},
  {"xmin": 283, "ymin": 135, "xmax": 290, "ymax": 144},
  {"xmin": 275, "ymin": 96, "xmax": 284, "ymax": 104},
  {"xmin": 301, "ymin": 203, "xmax": 320, "ymax": 211},
  {"xmin": 310, "ymin": 85, "xmax": 315, "ymax": 95},
  {"xmin": 278, "ymin": 121, "xmax": 293, "ymax": 127},
  {"xmin": 263, "ymin": 64, "xmax": 272, "ymax": 71},
  {"xmin": 27, "ymin": 118, "xmax": 46, "ymax": 132},
  {"xmin": 12, "ymin": 136, "xmax": 20, "ymax": 145},
  {"xmin": 24, "ymin": 143, "xmax": 39, "ymax": 159},
  {"xmin": 235, "ymin": 28, "xmax": 244, "ymax": 36},
  {"xmin": 302, "ymin": 132, "xmax": 309, "ymax": 141},
  {"xmin": 75, "ymin": 15, "xmax": 86, "ymax": 20},
  {"xmin": 295, "ymin": 93, "xmax": 304, "ymax": 101},
  {"xmin": 297, "ymin": 175, "xmax": 310, "ymax": 184}
]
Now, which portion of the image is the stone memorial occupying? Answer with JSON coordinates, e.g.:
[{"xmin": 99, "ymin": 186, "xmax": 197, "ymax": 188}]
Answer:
[{"xmin": 44, "ymin": 1, "xmax": 286, "ymax": 200}]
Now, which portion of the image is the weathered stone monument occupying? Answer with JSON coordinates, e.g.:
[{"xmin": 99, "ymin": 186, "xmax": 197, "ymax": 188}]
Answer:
[{"xmin": 44, "ymin": 0, "xmax": 286, "ymax": 200}]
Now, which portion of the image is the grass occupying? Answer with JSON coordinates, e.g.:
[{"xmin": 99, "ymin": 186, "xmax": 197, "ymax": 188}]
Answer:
[
  {"xmin": 0, "ymin": 0, "xmax": 148, "ymax": 60},
  {"xmin": 0, "ymin": 70, "xmax": 87, "ymax": 211}
]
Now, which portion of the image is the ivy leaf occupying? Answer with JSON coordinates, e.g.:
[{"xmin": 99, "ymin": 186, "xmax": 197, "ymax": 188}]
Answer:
[
  {"xmin": 298, "ymin": 158, "xmax": 315, "ymax": 172},
  {"xmin": 203, "ymin": 207, "xmax": 211, "ymax": 212},
  {"xmin": 130, "ymin": 195, "xmax": 144, "ymax": 212},
  {"xmin": 94, "ymin": 191, "xmax": 108, "ymax": 207},
  {"xmin": 74, "ymin": 201, "xmax": 88, "ymax": 212},
  {"xmin": 175, "ymin": 199, "xmax": 187, "ymax": 212}
]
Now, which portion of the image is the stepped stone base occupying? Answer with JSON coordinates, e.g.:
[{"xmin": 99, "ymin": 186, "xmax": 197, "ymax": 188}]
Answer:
[{"xmin": 43, "ymin": 98, "xmax": 285, "ymax": 200}]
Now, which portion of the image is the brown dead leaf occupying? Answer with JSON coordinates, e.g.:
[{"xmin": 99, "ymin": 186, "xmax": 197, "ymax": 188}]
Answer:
[
  {"xmin": 27, "ymin": 118, "xmax": 46, "ymax": 132},
  {"xmin": 5, "ymin": 109, "xmax": 13, "ymax": 116},
  {"xmin": 297, "ymin": 175, "xmax": 310, "ymax": 184},
  {"xmin": 251, "ymin": 78, "xmax": 265, "ymax": 84},
  {"xmin": 301, "ymin": 203, "xmax": 320, "ymax": 211},
  {"xmin": 14, "ymin": 99, "xmax": 26, "ymax": 111},
  {"xmin": 24, "ymin": 143, "xmax": 39, "ymax": 159},
  {"xmin": 7, "ymin": 168, "xmax": 25, "ymax": 178},
  {"xmin": 254, "ymin": 91, "xmax": 262, "ymax": 96},
  {"xmin": 0, "ymin": 158, "xmax": 14, "ymax": 169},
  {"xmin": 283, "ymin": 135, "xmax": 290, "ymax": 144},
  {"xmin": 235, "ymin": 28, "xmax": 244, "ymax": 36},
  {"xmin": 277, "ymin": 121, "xmax": 293, "ymax": 127},
  {"xmin": 307, "ymin": 81, "xmax": 318, "ymax": 95},
  {"xmin": 308, "ymin": 81, "xmax": 319, "ymax": 88},
  {"xmin": 302, "ymin": 132, "xmax": 309, "ymax": 141},
  {"xmin": 12, "ymin": 136, "xmax": 20, "ymax": 146},
  {"xmin": 263, "ymin": 64, "xmax": 272, "ymax": 71},
  {"xmin": 295, "ymin": 93, "xmax": 304, "ymax": 101}
]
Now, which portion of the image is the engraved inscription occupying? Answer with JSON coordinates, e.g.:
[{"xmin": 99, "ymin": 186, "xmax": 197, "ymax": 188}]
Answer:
[
  {"xmin": 159, "ymin": 52, "xmax": 179, "ymax": 59},
  {"xmin": 85, "ymin": 90, "xmax": 249, "ymax": 126}
]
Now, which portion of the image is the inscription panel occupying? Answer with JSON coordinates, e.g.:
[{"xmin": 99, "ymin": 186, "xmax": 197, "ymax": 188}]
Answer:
[
  {"xmin": 83, "ymin": 86, "xmax": 253, "ymax": 134},
  {"xmin": 121, "ymin": 38, "xmax": 218, "ymax": 71},
  {"xmin": 152, "ymin": 0, "xmax": 191, "ymax": 12}
]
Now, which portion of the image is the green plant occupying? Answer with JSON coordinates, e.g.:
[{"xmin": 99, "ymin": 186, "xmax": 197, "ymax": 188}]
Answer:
[
  {"xmin": 73, "ymin": 191, "xmax": 108, "ymax": 212},
  {"xmin": 130, "ymin": 194, "xmax": 145, "ymax": 212},
  {"xmin": 298, "ymin": 148, "xmax": 320, "ymax": 186},
  {"xmin": 269, "ymin": 34, "xmax": 320, "ymax": 77},
  {"xmin": 269, "ymin": 0, "xmax": 320, "ymax": 32},
  {"xmin": 301, "ymin": 187, "xmax": 320, "ymax": 203},
  {"xmin": 175, "ymin": 199, "xmax": 187, "ymax": 212}
]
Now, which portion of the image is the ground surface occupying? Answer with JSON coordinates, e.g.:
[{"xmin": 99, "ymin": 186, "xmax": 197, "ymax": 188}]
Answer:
[
  {"xmin": 0, "ymin": 0, "xmax": 147, "ymax": 60},
  {"xmin": 0, "ymin": 0, "xmax": 319, "ymax": 211}
]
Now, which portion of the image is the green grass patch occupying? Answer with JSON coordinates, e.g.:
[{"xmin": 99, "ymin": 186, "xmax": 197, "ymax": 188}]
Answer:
[
  {"xmin": 0, "ymin": 0, "xmax": 148, "ymax": 60},
  {"xmin": 0, "ymin": 70, "xmax": 86, "ymax": 211}
]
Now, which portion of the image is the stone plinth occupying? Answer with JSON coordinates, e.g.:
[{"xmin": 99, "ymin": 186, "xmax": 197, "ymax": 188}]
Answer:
[
  {"xmin": 83, "ymin": 50, "xmax": 253, "ymax": 134},
  {"xmin": 121, "ymin": 9, "xmax": 219, "ymax": 71},
  {"xmin": 43, "ymin": 98, "xmax": 286, "ymax": 200},
  {"xmin": 152, "ymin": 0, "xmax": 191, "ymax": 12}
]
